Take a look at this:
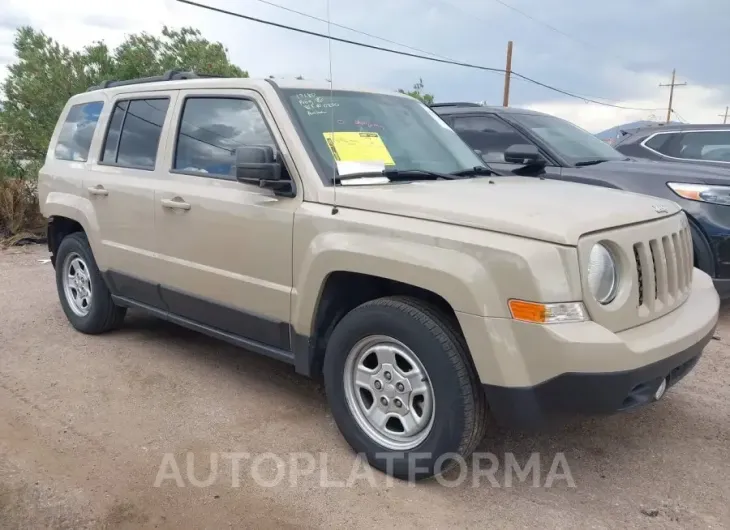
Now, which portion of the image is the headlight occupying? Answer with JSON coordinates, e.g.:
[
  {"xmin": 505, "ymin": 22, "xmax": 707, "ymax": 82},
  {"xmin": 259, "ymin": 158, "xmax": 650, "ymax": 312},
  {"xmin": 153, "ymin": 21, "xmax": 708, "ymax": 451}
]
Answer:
[
  {"xmin": 667, "ymin": 182, "xmax": 730, "ymax": 206},
  {"xmin": 587, "ymin": 243, "xmax": 617, "ymax": 304}
]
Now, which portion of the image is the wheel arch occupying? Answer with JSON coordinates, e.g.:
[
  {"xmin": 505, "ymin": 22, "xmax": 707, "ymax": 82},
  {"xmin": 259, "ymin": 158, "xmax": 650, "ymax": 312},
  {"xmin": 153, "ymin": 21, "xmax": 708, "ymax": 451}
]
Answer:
[
  {"xmin": 686, "ymin": 213, "xmax": 715, "ymax": 277},
  {"xmin": 292, "ymin": 270, "xmax": 471, "ymax": 378},
  {"xmin": 43, "ymin": 192, "xmax": 101, "ymax": 267}
]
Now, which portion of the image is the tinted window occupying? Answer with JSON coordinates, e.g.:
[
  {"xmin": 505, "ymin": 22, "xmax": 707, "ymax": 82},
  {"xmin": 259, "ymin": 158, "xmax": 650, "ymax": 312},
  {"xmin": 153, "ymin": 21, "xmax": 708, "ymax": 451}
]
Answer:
[
  {"xmin": 452, "ymin": 115, "xmax": 531, "ymax": 162},
  {"xmin": 54, "ymin": 101, "xmax": 104, "ymax": 161},
  {"xmin": 280, "ymin": 89, "xmax": 484, "ymax": 184},
  {"xmin": 644, "ymin": 132, "xmax": 673, "ymax": 152},
  {"xmin": 657, "ymin": 131, "xmax": 730, "ymax": 162},
  {"xmin": 511, "ymin": 112, "xmax": 625, "ymax": 164},
  {"xmin": 174, "ymin": 98, "xmax": 275, "ymax": 178},
  {"xmin": 102, "ymin": 101, "xmax": 127, "ymax": 162},
  {"xmin": 101, "ymin": 98, "xmax": 169, "ymax": 169}
]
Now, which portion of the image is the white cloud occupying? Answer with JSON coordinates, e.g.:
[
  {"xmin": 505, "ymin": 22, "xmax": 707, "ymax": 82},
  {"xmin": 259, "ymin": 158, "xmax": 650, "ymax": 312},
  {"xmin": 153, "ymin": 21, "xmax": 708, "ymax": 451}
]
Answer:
[
  {"xmin": 524, "ymin": 69, "xmax": 729, "ymax": 133},
  {"xmin": 0, "ymin": 0, "xmax": 179, "ymax": 80},
  {"xmin": 0, "ymin": 0, "xmax": 729, "ymax": 136}
]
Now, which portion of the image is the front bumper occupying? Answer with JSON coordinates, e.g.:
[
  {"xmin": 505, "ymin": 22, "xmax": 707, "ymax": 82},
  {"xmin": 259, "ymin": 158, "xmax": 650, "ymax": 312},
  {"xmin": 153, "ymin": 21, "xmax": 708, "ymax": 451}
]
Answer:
[
  {"xmin": 481, "ymin": 326, "xmax": 713, "ymax": 429},
  {"xmin": 457, "ymin": 268, "xmax": 720, "ymax": 429}
]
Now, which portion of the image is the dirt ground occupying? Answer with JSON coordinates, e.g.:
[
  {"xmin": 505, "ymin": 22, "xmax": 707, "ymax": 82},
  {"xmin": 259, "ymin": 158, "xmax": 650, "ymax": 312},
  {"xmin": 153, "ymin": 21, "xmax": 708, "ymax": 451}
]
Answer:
[{"xmin": 0, "ymin": 245, "xmax": 728, "ymax": 529}]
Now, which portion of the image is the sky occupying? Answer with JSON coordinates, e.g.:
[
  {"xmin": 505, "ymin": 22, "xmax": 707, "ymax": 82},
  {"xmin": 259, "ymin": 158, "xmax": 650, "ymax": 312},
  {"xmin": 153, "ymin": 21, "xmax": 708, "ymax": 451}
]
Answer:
[{"xmin": 1, "ymin": 0, "xmax": 729, "ymax": 133}]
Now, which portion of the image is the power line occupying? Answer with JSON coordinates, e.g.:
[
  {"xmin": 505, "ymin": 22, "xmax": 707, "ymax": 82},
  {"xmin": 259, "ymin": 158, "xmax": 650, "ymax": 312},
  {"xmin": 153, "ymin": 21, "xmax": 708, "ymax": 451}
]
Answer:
[
  {"xmin": 719, "ymin": 106, "xmax": 729, "ymax": 124},
  {"xmin": 427, "ymin": 0, "xmax": 648, "ymax": 73},
  {"xmin": 176, "ymin": 0, "xmax": 665, "ymax": 112},
  {"xmin": 488, "ymin": 0, "xmax": 627, "ymax": 65},
  {"xmin": 510, "ymin": 71, "xmax": 662, "ymax": 111},
  {"xmin": 659, "ymin": 69, "xmax": 687, "ymax": 123},
  {"xmin": 245, "ymin": 0, "xmax": 661, "ymax": 109},
  {"xmin": 248, "ymin": 0, "xmax": 455, "ymax": 61},
  {"xmin": 672, "ymin": 109, "xmax": 688, "ymax": 123}
]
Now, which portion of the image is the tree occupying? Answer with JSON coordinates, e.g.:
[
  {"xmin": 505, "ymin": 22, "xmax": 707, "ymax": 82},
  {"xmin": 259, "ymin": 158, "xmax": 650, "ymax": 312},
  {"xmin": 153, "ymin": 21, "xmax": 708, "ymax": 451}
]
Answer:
[
  {"xmin": 398, "ymin": 78, "xmax": 435, "ymax": 105},
  {"xmin": 0, "ymin": 26, "xmax": 246, "ymax": 170}
]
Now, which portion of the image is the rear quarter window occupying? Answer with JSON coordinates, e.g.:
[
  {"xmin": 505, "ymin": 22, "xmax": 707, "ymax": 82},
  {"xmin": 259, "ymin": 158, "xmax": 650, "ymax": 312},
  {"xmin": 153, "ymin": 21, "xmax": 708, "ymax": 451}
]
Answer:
[
  {"xmin": 54, "ymin": 101, "xmax": 104, "ymax": 162},
  {"xmin": 644, "ymin": 132, "xmax": 674, "ymax": 152}
]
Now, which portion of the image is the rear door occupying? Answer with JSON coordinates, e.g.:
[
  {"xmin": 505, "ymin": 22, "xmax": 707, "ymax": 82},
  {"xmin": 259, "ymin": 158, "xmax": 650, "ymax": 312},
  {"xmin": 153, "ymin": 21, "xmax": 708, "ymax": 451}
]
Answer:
[{"xmin": 85, "ymin": 90, "xmax": 178, "ymax": 307}]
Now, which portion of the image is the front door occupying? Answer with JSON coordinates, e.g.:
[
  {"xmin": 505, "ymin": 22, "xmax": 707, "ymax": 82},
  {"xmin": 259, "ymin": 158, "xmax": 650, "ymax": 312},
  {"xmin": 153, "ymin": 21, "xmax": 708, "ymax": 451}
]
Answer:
[{"xmin": 153, "ymin": 89, "xmax": 299, "ymax": 352}]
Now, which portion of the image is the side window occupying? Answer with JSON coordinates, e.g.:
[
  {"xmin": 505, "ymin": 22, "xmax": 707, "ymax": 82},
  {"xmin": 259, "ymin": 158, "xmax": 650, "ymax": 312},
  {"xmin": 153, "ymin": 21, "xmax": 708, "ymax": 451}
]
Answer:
[
  {"xmin": 101, "ymin": 98, "xmax": 170, "ymax": 169},
  {"xmin": 54, "ymin": 101, "xmax": 104, "ymax": 162},
  {"xmin": 173, "ymin": 97, "xmax": 276, "ymax": 179},
  {"xmin": 644, "ymin": 132, "xmax": 674, "ymax": 153},
  {"xmin": 451, "ymin": 115, "xmax": 531, "ymax": 162},
  {"xmin": 677, "ymin": 131, "xmax": 730, "ymax": 162}
]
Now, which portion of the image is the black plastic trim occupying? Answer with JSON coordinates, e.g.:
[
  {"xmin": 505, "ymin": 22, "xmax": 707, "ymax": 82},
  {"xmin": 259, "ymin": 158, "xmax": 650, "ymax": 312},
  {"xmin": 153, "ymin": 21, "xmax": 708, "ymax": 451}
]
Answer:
[
  {"xmin": 105, "ymin": 270, "xmax": 165, "ymax": 309},
  {"xmin": 482, "ymin": 324, "xmax": 716, "ymax": 430},
  {"xmin": 158, "ymin": 284, "xmax": 291, "ymax": 350},
  {"xmin": 103, "ymin": 269, "xmax": 294, "ymax": 355},
  {"xmin": 112, "ymin": 295, "xmax": 295, "ymax": 365},
  {"xmin": 292, "ymin": 332, "xmax": 315, "ymax": 377},
  {"xmin": 87, "ymin": 70, "xmax": 204, "ymax": 92}
]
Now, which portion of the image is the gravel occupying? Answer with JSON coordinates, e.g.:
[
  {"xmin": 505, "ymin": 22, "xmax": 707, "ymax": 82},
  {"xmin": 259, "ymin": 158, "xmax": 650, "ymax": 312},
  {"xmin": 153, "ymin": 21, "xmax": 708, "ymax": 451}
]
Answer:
[{"xmin": 1, "ymin": 245, "xmax": 728, "ymax": 529}]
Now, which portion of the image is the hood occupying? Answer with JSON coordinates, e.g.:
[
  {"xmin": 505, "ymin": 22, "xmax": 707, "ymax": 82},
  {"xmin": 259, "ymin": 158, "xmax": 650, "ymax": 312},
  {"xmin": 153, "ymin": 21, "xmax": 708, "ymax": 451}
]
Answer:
[
  {"xmin": 330, "ymin": 176, "xmax": 681, "ymax": 245},
  {"xmin": 594, "ymin": 158, "xmax": 730, "ymax": 184}
]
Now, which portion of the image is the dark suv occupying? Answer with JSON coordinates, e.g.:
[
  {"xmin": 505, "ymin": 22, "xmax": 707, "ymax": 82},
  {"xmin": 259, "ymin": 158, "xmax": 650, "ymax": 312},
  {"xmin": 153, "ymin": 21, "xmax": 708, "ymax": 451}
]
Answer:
[
  {"xmin": 613, "ymin": 123, "xmax": 730, "ymax": 167},
  {"xmin": 432, "ymin": 102, "xmax": 730, "ymax": 298}
]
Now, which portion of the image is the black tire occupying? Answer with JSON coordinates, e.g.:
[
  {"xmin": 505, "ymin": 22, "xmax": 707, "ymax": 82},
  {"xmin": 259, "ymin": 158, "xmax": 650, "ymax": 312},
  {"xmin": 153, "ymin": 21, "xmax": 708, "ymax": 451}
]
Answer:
[
  {"xmin": 323, "ymin": 296, "xmax": 487, "ymax": 481},
  {"xmin": 55, "ymin": 232, "xmax": 126, "ymax": 334}
]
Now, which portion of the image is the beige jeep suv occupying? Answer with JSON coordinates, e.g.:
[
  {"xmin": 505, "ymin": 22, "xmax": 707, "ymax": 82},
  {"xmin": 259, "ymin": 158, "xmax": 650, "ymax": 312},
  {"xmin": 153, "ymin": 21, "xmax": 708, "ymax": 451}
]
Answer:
[{"xmin": 39, "ymin": 71, "xmax": 720, "ymax": 480}]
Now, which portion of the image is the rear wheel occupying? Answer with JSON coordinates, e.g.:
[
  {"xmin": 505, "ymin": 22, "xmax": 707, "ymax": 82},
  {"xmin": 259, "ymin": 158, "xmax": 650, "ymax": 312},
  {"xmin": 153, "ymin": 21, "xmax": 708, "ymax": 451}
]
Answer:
[
  {"xmin": 323, "ymin": 296, "xmax": 487, "ymax": 480},
  {"xmin": 55, "ymin": 233, "xmax": 126, "ymax": 333}
]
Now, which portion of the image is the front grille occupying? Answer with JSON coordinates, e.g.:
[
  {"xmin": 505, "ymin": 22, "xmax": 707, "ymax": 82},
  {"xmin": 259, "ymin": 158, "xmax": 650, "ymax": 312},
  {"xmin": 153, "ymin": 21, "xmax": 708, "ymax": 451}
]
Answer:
[{"xmin": 633, "ymin": 225, "xmax": 693, "ymax": 311}]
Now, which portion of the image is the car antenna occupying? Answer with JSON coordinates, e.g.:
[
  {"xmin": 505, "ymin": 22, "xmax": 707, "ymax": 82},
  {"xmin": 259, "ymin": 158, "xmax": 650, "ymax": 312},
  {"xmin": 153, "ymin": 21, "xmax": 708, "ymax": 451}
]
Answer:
[{"xmin": 326, "ymin": 0, "xmax": 339, "ymax": 215}]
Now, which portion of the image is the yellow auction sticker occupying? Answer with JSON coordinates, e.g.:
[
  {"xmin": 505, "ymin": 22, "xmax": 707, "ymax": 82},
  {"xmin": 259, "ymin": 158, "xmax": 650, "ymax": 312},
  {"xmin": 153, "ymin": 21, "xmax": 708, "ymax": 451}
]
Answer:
[{"xmin": 323, "ymin": 132, "xmax": 395, "ymax": 166}]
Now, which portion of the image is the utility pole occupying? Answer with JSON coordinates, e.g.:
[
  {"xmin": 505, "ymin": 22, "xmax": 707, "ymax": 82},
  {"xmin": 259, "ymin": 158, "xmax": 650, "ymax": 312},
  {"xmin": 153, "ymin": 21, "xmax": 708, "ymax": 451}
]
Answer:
[
  {"xmin": 502, "ymin": 40, "xmax": 513, "ymax": 107},
  {"xmin": 659, "ymin": 69, "xmax": 687, "ymax": 123},
  {"xmin": 719, "ymin": 106, "xmax": 729, "ymax": 124}
]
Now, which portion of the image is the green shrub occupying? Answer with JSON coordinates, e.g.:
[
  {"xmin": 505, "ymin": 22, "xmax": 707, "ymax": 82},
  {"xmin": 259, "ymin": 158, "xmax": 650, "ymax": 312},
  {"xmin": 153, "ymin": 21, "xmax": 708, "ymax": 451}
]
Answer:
[{"xmin": 0, "ymin": 175, "xmax": 45, "ymax": 244}]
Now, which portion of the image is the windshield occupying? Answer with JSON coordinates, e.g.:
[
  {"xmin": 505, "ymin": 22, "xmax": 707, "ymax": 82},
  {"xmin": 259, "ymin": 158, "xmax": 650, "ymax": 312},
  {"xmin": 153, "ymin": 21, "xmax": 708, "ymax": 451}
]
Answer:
[
  {"xmin": 511, "ymin": 112, "xmax": 626, "ymax": 165},
  {"xmin": 280, "ymin": 89, "xmax": 485, "ymax": 184}
]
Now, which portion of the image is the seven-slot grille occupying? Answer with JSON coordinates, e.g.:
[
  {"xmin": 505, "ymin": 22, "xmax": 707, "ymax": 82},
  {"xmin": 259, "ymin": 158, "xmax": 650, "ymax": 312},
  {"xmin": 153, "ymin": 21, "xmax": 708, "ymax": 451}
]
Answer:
[{"xmin": 633, "ymin": 225, "xmax": 693, "ymax": 309}]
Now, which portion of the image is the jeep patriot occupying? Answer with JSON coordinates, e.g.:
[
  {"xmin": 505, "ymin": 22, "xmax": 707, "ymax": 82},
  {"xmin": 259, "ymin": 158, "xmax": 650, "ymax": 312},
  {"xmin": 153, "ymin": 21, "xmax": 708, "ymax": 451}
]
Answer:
[{"xmin": 39, "ymin": 71, "xmax": 720, "ymax": 480}]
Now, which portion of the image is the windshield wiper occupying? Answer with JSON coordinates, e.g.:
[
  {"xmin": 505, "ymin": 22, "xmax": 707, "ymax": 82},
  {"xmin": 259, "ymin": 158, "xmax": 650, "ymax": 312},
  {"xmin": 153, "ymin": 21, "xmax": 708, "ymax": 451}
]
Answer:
[
  {"xmin": 450, "ymin": 166, "xmax": 502, "ymax": 177},
  {"xmin": 575, "ymin": 159, "xmax": 610, "ymax": 167},
  {"xmin": 333, "ymin": 168, "xmax": 457, "ymax": 183}
]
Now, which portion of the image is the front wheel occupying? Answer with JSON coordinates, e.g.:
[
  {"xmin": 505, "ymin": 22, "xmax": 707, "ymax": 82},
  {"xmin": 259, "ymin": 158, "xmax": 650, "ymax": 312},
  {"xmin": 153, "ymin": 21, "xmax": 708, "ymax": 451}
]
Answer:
[{"xmin": 323, "ymin": 296, "xmax": 487, "ymax": 480}]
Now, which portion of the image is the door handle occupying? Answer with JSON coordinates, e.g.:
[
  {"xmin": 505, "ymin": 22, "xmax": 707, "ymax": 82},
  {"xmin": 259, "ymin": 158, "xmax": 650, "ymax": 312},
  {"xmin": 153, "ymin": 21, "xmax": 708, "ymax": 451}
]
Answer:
[
  {"xmin": 160, "ymin": 198, "xmax": 191, "ymax": 210},
  {"xmin": 87, "ymin": 185, "xmax": 108, "ymax": 196}
]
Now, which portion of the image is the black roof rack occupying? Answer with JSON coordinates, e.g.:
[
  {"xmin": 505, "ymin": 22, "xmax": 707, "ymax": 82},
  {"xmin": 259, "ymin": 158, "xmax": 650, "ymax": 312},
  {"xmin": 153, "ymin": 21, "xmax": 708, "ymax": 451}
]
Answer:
[
  {"xmin": 86, "ymin": 70, "xmax": 225, "ymax": 92},
  {"xmin": 429, "ymin": 102, "xmax": 483, "ymax": 108}
]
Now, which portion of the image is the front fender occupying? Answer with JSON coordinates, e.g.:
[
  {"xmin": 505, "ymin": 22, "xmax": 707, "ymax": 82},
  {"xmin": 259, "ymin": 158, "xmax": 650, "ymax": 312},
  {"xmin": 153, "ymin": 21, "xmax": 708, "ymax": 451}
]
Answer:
[
  {"xmin": 290, "ymin": 203, "xmax": 583, "ymax": 347},
  {"xmin": 292, "ymin": 231, "xmax": 492, "ymax": 335},
  {"xmin": 292, "ymin": 231, "xmax": 503, "ymax": 335}
]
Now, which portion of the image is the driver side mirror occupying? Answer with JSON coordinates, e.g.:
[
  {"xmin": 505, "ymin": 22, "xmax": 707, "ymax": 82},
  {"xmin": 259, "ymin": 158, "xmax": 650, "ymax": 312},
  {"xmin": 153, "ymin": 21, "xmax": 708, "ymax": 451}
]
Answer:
[
  {"xmin": 235, "ymin": 145, "xmax": 296, "ymax": 197},
  {"xmin": 504, "ymin": 144, "xmax": 543, "ymax": 165},
  {"xmin": 235, "ymin": 145, "xmax": 282, "ymax": 183}
]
